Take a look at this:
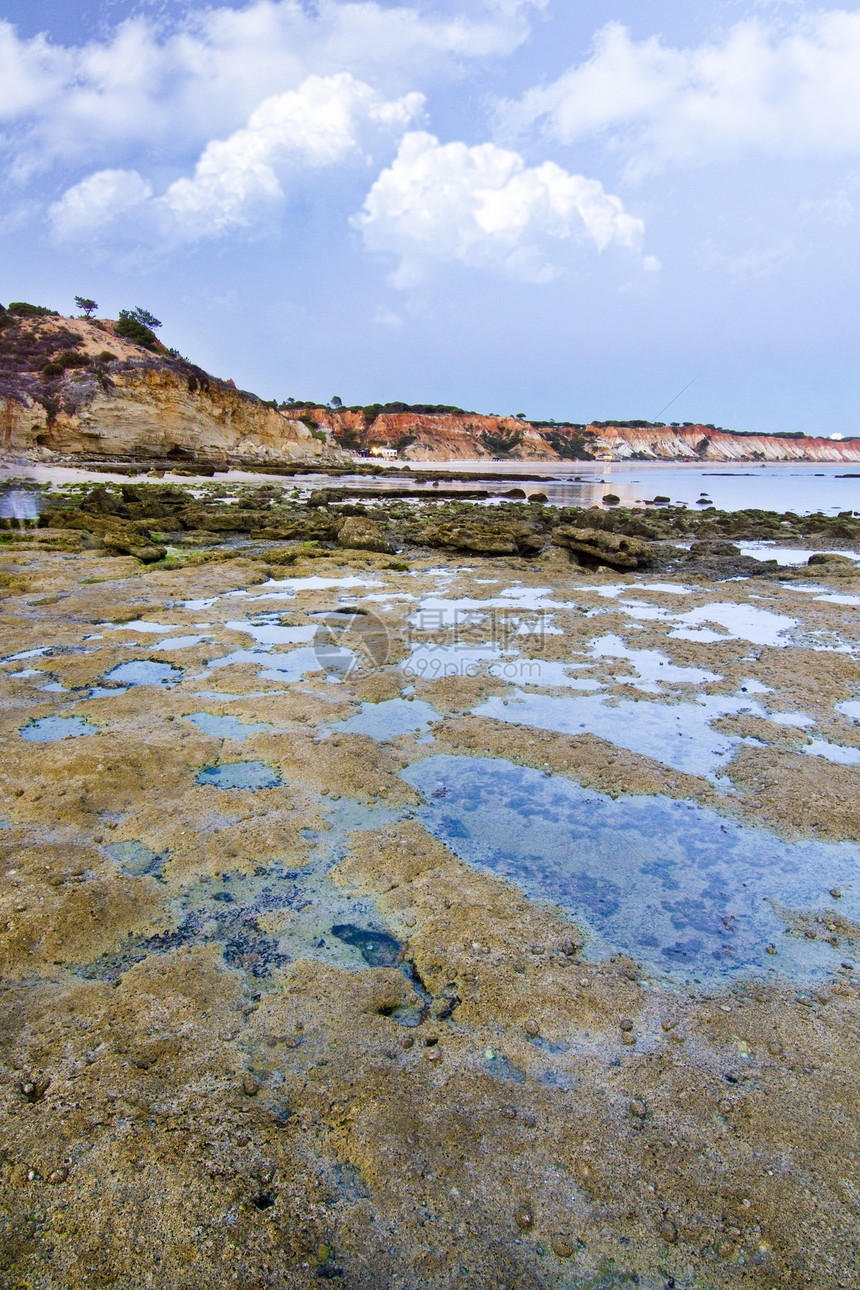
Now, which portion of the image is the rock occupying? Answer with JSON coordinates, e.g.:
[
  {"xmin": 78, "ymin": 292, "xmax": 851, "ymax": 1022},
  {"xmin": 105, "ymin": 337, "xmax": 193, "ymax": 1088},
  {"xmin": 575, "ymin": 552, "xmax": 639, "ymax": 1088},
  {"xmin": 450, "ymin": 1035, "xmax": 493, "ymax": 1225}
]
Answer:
[
  {"xmin": 808, "ymin": 552, "xmax": 855, "ymax": 565},
  {"xmin": 102, "ymin": 531, "xmax": 166, "ymax": 563},
  {"xmin": 550, "ymin": 1234, "xmax": 574, "ymax": 1258},
  {"xmin": 657, "ymin": 1219, "xmax": 678, "ymax": 1244},
  {"xmin": 619, "ymin": 1018, "xmax": 634, "ymax": 1032},
  {"xmin": 337, "ymin": 515, "xmax": 394, "ymax": 554},
  {"xmin": 551, "ymin": 525, "xmax": 651, "ymax": 570},
  {"xmin": 513, "ymin": 1203, "xmax": 534, "ymax": 1231},
  {"xmin": 420, "ymin": 517, "xmax": 544, "ymax": 557},
  {"xmin": 242, "ymin": 1075, "xmax": 260, "ymax": 1096},
  {"xmin": 628, "ymin": 1099, "xmax": 647, "ymax": 1119},
  {"xmin": 524, "ymin": 1020, "xmax": 540, "ymax": 1037}
]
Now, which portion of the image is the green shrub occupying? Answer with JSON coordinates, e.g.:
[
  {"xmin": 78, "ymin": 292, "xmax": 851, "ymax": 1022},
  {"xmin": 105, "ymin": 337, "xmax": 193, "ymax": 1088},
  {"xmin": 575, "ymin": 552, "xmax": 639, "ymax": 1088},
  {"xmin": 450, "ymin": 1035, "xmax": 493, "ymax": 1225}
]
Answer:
[
  {"xmin": 116, "ymin": 310, "xmax": 158, "ymax": 350},
  {"xmin": 98, "ymin": 350, "xmax": 116, "ymax": 362},
  {"xmin": 57, "ymin": 349, "xmax": 89, "ymax": 369},
  {"xmin": 42, "ymin": 362, "xmax": 63, "ymax": 378},
  {"xmin": 479, "ymin": 427, "xmax": 523, "ymax": 456},
  {"xmin": 311, "ymin": 428, "xmax": 327, "ymax": 443},
  {"xmin": 7, "ymin": 301, "xmax": 59, "ymax": 318}
]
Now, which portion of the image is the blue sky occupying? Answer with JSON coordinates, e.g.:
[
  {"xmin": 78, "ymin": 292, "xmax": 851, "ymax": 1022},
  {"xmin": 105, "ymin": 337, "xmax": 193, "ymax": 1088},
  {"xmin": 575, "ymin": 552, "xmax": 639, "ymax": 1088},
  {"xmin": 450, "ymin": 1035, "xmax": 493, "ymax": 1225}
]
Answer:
[{"xmin": 2, "ymin": 0, "xmax": 859, "ymax": 434}]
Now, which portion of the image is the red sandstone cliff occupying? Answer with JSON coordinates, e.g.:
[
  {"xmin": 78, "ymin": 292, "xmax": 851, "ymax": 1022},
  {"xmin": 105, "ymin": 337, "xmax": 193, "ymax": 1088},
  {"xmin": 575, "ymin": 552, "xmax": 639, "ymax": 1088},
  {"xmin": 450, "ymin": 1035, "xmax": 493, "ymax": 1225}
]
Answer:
[{"xmin": 282, "ymin": 408, "xmax": 860, "ymax": 465}]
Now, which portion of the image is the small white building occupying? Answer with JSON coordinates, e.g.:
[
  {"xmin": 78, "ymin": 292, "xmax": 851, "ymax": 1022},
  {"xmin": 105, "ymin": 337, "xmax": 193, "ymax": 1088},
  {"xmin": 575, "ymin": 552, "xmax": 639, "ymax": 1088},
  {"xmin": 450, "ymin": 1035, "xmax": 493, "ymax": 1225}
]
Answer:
[{"xmin": 369, "ymin": 446, "xmax": 397, "ymax": 459}]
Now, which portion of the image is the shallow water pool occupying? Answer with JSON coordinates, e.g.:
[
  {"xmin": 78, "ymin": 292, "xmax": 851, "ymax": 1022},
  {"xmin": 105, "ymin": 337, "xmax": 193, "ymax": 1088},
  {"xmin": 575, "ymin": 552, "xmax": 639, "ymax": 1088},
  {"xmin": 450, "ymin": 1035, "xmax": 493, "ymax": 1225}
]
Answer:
[
  {"xmin": 196, "ymin": 761, "xmax": 281, "ymax": 790},
  {"xmin": 20, "ymin": 715, "xmax": 98, "ymax": 741},
  {"xmin": 404, "ymin": 754, "xmax": 859, "ymax": 983},
  {"xmin": 104, "ymin": 660, "xmax": 183, "ymax": 686}
]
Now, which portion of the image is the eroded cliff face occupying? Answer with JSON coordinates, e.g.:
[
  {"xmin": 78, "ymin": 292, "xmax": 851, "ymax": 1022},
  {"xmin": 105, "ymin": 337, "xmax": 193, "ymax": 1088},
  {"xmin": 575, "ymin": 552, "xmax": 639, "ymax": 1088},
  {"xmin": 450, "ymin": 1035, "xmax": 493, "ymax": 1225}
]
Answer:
[
  {"xmin": 286, "ymin": 407, "xmax": 860, "ymax": 464},
  {"xmin": 0, "ymin": 315, "xmax": 343, "ymax": 466},
  {"xmin": 2, "ymin": 366, "xmax": 340, "ymax": 464}
]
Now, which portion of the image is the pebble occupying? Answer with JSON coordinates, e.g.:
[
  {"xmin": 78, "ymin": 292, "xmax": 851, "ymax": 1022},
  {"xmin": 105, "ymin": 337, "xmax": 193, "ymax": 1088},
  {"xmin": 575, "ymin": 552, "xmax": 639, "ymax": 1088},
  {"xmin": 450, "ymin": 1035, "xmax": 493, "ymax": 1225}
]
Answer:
[
  {"xmin": 550, "ymin": 1234, "xmax": 574, "ymax": 1258},
  {"xmin": 830, "ymin": 888, "xmax": 843, "ymax": 899},
  {"xmin": 242, "ymin": 1076, "xmax": 260, "ymax": 1096},
  {"xmin": 400, "ymin": 1036, "xmax": 414, "ymax": 1049},
  {"xmin": 424, "ymin": 1033, "xmax": 439, "ymax": 1047},
  {"xmin": 424, "ymin": 1047, "xmax": 442, "ymax": 1063},
  {"xmin": 500, "ymin": 1106, "xmax": 517, "ymax": 1120},
  {"xmin": 765, "ymin": 944, "xmax": 778, "ymax": 955},
  {"xmin": 520, "ymin": 1112, "xmax": 537, "ymax": 1128},
  {"xmin": 767, "ymin": 1041, "xmax": 784, "ymax": 1056},
  {"xmin": 524, "ymin": 1020, "xmax": 540, "ymax": 1037},
  {"xmin": 628, "ymin": 1099, "xmax": 647, "ymax": 1119},
  {"xmin": 47, "ymin": 1167, "xmax": 69, "ymax": 1185},
  {"xmin": 657, "ymin": 1219, "xmax": 678, "ymax": 1245},
  {"xmin": 620, "ymin": 1032, "xmax": 636, "ymax": 1046},
  {"xmin": 619, "ymin": 1018, "xmax": 634, "ymax": 1032},
  {"xmin": 718, "ymin": 1098, "xmax": 733, "ymax": 1114},
  {"xmin": 513, "ymin": 1204, "xmax": 534, "ymax": 1231}
]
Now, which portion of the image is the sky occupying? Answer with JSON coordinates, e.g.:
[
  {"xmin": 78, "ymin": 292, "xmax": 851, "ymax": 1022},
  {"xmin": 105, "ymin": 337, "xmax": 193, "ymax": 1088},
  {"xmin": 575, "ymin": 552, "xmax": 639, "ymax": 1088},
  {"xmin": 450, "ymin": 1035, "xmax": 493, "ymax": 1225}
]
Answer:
[{"xmin": 1, "ymin": 0, "xmax": 859, "ymax": 435}]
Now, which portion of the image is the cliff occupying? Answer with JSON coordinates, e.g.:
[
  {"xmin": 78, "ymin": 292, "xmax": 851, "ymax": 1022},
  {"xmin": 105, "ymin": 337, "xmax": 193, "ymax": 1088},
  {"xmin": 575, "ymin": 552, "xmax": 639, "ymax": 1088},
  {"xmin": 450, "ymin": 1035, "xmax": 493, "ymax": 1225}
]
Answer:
[
  {"xmin": 0, "ymin": 311, "xmax": 344, "ymax": 467},
  {"xmin": 285, "ymin": 407, "xmax": 860, "ymax": 464},
  {"xmin": 2, "ymin": 306, "xmax": 857, "ymax": 467}
]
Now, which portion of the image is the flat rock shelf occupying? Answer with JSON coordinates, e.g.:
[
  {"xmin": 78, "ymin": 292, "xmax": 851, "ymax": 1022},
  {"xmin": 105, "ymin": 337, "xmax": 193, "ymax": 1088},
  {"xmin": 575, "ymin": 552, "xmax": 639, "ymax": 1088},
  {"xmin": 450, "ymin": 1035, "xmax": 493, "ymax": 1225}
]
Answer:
[{"xmin": 0, "ymin": 478, "xmax": 859, "ymax": 1290}]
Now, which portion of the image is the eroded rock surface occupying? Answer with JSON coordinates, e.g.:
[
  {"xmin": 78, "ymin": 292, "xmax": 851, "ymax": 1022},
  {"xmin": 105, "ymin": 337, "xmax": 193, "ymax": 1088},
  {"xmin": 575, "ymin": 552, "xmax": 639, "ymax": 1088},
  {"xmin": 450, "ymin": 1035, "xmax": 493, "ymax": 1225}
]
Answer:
[{"xmin": 0, "ymin": 486, "xmax": 859, "ymax": 1289}]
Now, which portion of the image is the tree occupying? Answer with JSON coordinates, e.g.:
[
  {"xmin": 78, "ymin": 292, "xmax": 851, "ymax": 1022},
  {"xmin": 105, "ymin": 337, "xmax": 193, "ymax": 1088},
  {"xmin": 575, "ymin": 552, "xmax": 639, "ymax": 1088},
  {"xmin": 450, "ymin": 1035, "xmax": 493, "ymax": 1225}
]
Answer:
[
  {"xmin": 116, "ymin": 309, "xmax": 158, "ymax": 350},
  {"xmin": 331, "ymin": 395, "xmax": 343, "ymax": 408},
  {"xmin": 74, "ymin": 296, "xmax": 98, "ymax": 318},
  {"xmin": 130, "ymin": 307, "xmax": 162, "ymax": 330}
]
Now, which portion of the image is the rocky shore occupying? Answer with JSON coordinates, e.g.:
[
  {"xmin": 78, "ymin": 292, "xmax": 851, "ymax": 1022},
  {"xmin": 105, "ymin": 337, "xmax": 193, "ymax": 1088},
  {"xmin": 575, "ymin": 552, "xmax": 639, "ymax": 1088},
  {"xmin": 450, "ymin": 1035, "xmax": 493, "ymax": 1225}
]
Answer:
[{"xmin": 1, "ymin": 477, "xmax": 859, "ymax": 1289}]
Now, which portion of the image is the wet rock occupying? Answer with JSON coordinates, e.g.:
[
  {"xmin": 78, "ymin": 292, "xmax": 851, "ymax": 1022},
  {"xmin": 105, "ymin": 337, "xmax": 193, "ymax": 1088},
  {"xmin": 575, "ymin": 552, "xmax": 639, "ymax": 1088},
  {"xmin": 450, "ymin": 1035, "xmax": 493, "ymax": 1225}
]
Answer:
[
  {"xmin": 420, "ymin": 516, "xmax": 544, "ymax": 557},
  {"xmin": 102, "ymin": 530, "xmax": 166, "ymax": 563},
  {"xmin": 513, "ymin": 1203, "xmax": 534, "ymax": 1231},
  {"xmin": 337, "ymin": 515, "xmax": 394, "ymax": 555},
  {"xmin": 19, "ymin": 1077, "xmax": 50, "ymax": 1103},
  {"xmin": 551, "ymin": 525, "xmax": 651, "ymax": 570},
  {"xmin": 808, "ymin": 552, "xmax": 855, "ymax": 565}
]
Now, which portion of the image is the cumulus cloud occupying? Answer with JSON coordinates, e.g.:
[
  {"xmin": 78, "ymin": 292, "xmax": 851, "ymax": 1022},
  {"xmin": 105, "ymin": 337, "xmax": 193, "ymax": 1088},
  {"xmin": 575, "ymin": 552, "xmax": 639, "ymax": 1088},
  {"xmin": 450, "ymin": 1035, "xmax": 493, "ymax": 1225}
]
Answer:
[
  {"xmin": 353, "ymin": 131, "xmax": 648, "ymax": 286},
  {"xmin": 500, "ymin": 11, "xmax": 860, "ymax": 175},
  {"xmin": 49, "ymin": 74, "xmax": 423, "ymax": 243},
  {"xmin": 0, "ymin": 0, "xmax": 538, "ymax": 174}
]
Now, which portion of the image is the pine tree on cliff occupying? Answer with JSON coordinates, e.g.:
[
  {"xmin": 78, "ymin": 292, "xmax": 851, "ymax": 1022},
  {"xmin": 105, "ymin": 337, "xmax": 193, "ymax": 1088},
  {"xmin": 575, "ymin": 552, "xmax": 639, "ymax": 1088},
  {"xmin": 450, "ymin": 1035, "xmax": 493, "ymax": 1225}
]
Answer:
[{"xmin": 74, "ymin": 296, "xmax": 97, "ymax": 318}]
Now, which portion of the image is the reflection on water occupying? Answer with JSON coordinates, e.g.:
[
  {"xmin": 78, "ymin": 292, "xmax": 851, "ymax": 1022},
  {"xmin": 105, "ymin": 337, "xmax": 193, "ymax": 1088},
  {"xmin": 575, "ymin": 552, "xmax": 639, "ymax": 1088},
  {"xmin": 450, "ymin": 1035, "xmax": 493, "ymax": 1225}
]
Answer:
[
  {"xmin": 3, "ymin": 463, "xmax": 859, "ymax": 515},
  {"xmin": 404, "ymin": 754, "xmax": 860, "ymax": 983},
  {"xmin": 0, "ymin": 488, "xmax": 40, "ymax": 520}
]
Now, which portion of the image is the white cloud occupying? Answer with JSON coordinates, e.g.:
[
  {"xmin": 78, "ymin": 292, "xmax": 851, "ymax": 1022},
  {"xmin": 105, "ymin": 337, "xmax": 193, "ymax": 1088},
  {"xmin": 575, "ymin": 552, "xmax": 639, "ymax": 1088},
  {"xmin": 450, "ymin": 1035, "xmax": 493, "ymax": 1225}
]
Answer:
[
  {"xmin": 0, "ymin": 1, "xmax": 538, "ymax": 174},
  {"xmin": 353, "ymin": 131, "xmax": 647, "ymax": 286},
  {"xmin": 49, "ymin": 168, "xmax": 154, "ymax": 241},
  {"xmin": 500, "ymin": 11, "xmax": 860, "ymax": 175},
  {"xmin": 49, "ymin": 73, "xmax": 423, "ymax": 243}
]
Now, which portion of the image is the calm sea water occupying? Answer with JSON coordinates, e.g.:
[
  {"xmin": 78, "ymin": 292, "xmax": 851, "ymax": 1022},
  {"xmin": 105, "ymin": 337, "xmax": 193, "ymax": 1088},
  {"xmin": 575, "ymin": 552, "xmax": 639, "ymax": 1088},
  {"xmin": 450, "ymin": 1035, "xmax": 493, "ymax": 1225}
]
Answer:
[{"xmin": 1, "ymin": 461, "xmax": 858, "ymax": 515}]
